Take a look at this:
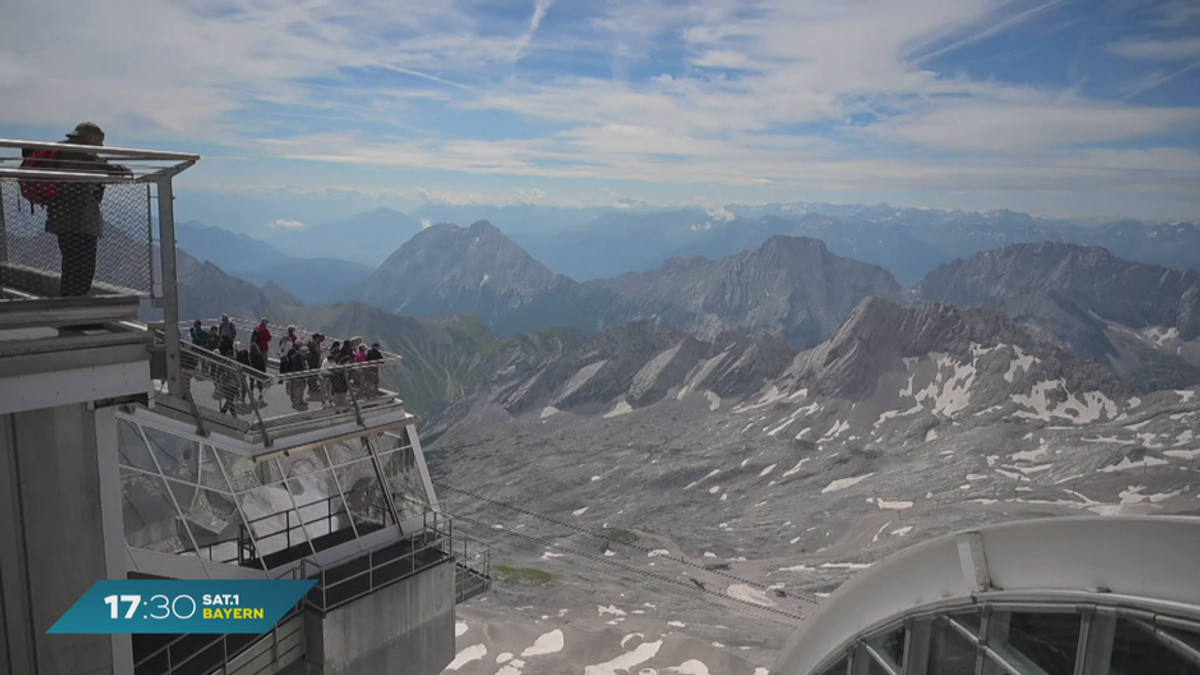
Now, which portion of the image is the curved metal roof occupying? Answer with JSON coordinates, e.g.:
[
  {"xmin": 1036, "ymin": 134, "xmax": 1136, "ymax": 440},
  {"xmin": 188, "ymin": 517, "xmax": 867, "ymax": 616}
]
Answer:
[{"xmin": 770, "ymin": 515, "xmax": 1200, "ymax": 675}]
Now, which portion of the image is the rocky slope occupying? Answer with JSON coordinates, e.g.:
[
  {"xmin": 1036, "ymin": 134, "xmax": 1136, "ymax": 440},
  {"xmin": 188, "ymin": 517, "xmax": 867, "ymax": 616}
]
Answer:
[
  {"xmin": 912, "ymin": 242, "xmax": 1200, "ymax": 390},
  {"xmin": 429, "ymin": 296, "xmax": 1198, "ymax": 671}
]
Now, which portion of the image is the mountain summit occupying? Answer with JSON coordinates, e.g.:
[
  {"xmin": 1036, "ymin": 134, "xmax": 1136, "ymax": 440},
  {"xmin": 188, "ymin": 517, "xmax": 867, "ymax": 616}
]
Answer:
[
  {"xmin": 357, "ymin": 220, "xmax": 571, "ymax": 325},
  {"xmin": 586, "ymin": 235, "xmax": 904, "ymax": 347}
]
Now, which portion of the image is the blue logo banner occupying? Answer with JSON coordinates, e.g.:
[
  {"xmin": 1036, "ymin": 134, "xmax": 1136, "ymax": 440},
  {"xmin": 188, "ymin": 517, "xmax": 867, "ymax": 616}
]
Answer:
[{"xmin": 49, "ymin": 579, "xmax": 317, "ymax": 634}]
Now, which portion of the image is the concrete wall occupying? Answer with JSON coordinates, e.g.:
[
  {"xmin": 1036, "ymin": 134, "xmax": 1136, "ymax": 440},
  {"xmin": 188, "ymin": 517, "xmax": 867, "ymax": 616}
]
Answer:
[
  {"xmin": 303, "ymin": 560, "xmax": 456, "ymax": 675},
  {"xmin": 0, "ymin": 403, "xmax": 131, "ymax": 675}
]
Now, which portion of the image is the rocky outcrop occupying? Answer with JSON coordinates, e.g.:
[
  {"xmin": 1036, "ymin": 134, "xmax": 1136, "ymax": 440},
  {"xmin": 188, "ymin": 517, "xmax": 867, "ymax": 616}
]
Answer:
[
  {"xmin": 912, "ymin": 242, "xmax": 1200, "ymax": 390},
  {"xmin": 782, "ymin": 297, "xmax": 1123, "ymax": 404}
]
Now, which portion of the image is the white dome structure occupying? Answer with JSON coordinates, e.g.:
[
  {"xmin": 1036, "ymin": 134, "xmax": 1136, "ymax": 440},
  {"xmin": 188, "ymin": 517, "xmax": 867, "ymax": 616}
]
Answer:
[{"xmin": 770, "ymin": 516, "xmax": 1200, "ymax": 675}]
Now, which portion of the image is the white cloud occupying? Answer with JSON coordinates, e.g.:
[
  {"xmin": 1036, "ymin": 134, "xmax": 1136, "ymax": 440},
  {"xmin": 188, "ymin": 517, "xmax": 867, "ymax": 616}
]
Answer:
[
  {"xmin": 420, "ymin": 217, "xmax": 433, "ymax": 229},
  {"xmin": 270, "ymin": 218, "xmax": 306, "ymax": 229},
  {"xmin": 2, "ymin": 0, "xmax": 1197, "ymax": 218},
  {"xmin": 1106, "ymin": 37, "xmax": 1200, "ymax": 61}
]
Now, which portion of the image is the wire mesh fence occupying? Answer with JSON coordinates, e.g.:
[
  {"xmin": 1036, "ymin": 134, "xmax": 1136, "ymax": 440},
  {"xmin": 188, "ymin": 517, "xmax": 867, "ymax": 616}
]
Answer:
[{"xmin": 0, "ymin": 169, "xmax": 152, "ymax": 299}]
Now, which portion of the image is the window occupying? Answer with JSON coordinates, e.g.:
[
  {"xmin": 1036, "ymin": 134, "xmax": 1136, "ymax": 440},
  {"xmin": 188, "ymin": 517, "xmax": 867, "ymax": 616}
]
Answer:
[
  {"xmin": 930, "ymin": 617, "xmax": 978, "ymax": 675},
  {"xmin": 1111, "ymin": 618, "xmax": 1200, "ymax": 675},
  {"xmin": 988, "ymin": 612, "xmax": 1080, "ymax": 675}
]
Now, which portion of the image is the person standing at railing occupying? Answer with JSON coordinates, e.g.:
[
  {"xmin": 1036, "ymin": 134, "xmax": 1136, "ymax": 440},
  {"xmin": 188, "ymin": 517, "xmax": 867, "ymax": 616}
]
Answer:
[
  {"xmin": 234, "ymin": 341, "xmax": 251, "ymax": 404},
  {"xmin": 278, "ymin": 325, "xmax": 300, "ymax": 360},
  {"xmin": 250, "ymin": 318, "xmax": 271, "ymax": 356},
  {"xmin": 365, "ymin": 342, "xmax": 384, "ymax": 396},
  {"xmin": 189, "ymin": 319, "xmax": 207, "ymax": 346},
  {"xmin": 284, "ymin": 346, "xmax": 309, "ymax": 411},
  {"xmin": 218, "ymin": 314, "xmax": 237, "ymax": 355},
  {"xmin": 305, "ymin": 333, "xmax": 324, "ymax": 399},
  {"xmin": 322, "ymin": 352, "xmax": 348, "ymax": 407},
  {"xmin": 35, "ymin": 122, "xmax": 131, "ymax": 300},
  {"xmin": 248, "ymin": 342, "xmax": 267, "ymax": 403}
]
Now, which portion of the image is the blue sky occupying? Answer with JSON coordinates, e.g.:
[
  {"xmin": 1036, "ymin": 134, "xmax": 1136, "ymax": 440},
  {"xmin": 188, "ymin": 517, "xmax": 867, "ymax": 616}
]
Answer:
[{"xmin": 2, "ymin": 0, "xmax": 1199, "ymax": 227}]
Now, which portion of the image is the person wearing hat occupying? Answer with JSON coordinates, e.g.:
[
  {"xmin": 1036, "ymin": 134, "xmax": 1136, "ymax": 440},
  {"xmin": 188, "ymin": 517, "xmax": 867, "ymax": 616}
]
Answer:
[{"xmin": 45, "ymin": 122, "xmax": 132, "ymax": 299}]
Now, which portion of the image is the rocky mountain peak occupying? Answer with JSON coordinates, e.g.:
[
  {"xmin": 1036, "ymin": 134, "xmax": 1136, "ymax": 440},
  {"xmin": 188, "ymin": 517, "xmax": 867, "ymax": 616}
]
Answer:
[{"xmin": 784, "ymin": 297, "xmax": 1122, "ymax": 403}]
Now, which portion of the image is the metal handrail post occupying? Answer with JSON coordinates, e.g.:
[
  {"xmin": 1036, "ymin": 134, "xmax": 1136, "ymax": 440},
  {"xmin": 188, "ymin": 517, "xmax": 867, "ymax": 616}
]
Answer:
[
  {"xmin": 155, "ymin": 175, "xmax": 183, "ymax": 396},
  {"xmin": 346, "ymin": 367, "xmax": 366, "ymax": 427}
]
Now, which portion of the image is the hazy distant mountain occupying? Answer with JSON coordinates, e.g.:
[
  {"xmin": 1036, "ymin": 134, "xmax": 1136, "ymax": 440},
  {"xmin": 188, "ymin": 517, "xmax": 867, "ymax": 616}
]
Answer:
[
  {"xmin": 239, "ymin": 257, "xmax": 375, "ymax": 305},
  {"xmin": 262, "ymin": 281, "xmax": 304, "ymax": 307},
  {"xmin": 174, "ymin": 248, "xmax": 286, "ymax": 322},
  {"xmin": 512, "ymin": 209, "xmax": 714, "ymax": 281},
  {"xmin": 509, "ymin": 202, "xmax": 1200, "ymax": 285},
  {"xmin": 411, "ymin": 204, "xmax": 605, "ymax": 236},
  {"xmin": 355, "ymin": 220, "xmax": 576, "ymax": 330},
  {"xmin": 174, "ymin": 220, "xmax": 376, "ymax": 304},
  {"xmin": 913, "ymin": 242, "xmax": 1200, "ymax": 390},
  {"xmin": 176, "ymin": 221, "xmax": 293, "ymax": 271},
  {"xmin": 267, "ymin": 207, "xmax": 423, "ymax": 266}
]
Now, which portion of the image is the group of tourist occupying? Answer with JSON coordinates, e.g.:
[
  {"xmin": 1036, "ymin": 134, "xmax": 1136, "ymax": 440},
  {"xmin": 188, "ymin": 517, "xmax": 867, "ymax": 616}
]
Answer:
[{"xmin": 186, "ymin": 315, "xmax": 387, "ymax": 414}]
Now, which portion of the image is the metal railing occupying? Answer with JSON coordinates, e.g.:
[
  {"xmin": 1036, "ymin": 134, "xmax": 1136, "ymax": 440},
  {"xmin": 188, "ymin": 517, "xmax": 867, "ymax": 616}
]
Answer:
[
  {"xmin": 174, "ymin": 340, "xmax": 405, "ymax": 443},
  {"xmin": 195, "ymin": 485, "xmax": 391, "ymax": 567},
  {"xmin": 0, "ymin": 138, "xmax": 195, "ymax": 306},
  {"xmin": 131, "ymin": 504, "xmax": 491, "ymax": 675},
  {"xmin": 299, "ymin": 507, "xmax": 452, "ymax": 614},
  {"xmin": 132, "ymin": 589, "xmax": 304, "ymax": 675}
]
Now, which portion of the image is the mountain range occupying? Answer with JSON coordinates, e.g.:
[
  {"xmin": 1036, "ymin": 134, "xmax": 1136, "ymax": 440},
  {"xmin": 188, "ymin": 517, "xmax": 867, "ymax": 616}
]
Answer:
[
  {"xmin": 172, "ymin": 210, "xmax": 1200, "ymax": 404},
  {"xmin": 163, "ymin": 202, "xmax": 1200, "ymax": 662}
]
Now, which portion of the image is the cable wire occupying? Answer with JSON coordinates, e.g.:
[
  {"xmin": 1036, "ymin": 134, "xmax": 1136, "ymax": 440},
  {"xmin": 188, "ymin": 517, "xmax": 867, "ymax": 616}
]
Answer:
[{"xmin": 437, "ymin": 480, "xmax": 822, "ymax": 606}]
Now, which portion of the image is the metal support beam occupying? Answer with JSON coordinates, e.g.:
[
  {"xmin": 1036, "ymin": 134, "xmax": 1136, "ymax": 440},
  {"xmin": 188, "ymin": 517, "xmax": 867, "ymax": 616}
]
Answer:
[
  {"xmin": 957, "ymin": 532, "xmax": 993, "ymax": 593},
  {"xmin": 1076, "ymin": 609, "xmax": 1116, "ymax": 675},
  {"xmin": 850, "ymin": 644, "xmax": 872, "ymax": 675},
  {"xmin": 904, "ymin": 620, "xmax": 932, "ymax": 675},
  {"xmin": 155, "ymin": 176, "xmax": 183, "ymax": 397},
  {"xmin": 0, "ymin": 138, "xmax": 200, "ymax": 162},
  {"xmin": 0, "ymin": 182, "xmax": 8, "ymax": 271}
]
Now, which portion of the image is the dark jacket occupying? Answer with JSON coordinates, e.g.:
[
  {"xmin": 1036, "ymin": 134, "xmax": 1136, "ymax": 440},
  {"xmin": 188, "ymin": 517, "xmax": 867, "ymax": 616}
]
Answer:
[{"xmin": 44, "ymin": 142, "xmax": 125, "ymax": 239}]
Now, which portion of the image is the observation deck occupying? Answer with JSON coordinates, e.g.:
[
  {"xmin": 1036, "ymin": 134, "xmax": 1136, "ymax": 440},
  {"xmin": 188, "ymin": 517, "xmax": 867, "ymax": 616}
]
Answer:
[{"xmin": 0, "ymin": 137, "xmax": 489, "ymax": 675}]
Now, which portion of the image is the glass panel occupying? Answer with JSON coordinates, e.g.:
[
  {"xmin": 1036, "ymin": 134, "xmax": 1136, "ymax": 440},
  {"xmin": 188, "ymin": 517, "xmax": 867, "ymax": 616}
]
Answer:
[
  {"xmin": 930, "ymin": 617, "xmax": 978, "ymax": 675},
  {"xmin": 165, "ymin": 479, "xmax": 243, "ymax": 563},
  {"xmin": 980, "ymin": 656, "xmax": 1014, "ymax": 675},
  {"xmin": 1111, "ymin": 618, "xmax": 1200, "ymax": 675},
  {"xmin": 196, "ymin": 446, "xmax": 232, "ymax": 492},
  {"xmin": 324, "ymin": 437, "xmax": 372, "ymax": 466},
  {"xmin": 216, "ymin": 448, "xmax": 266, "ymax": 493},
  {"xmin": 286, "ymin": 469, "xmax": 354, "ymax": 545},
  {"xmin": 1166, "ymin": 626, "xmax": 1200, "ymax": 654},
  {"xmin": 379, "ymin": 447, "xmax": 430, "ymax": 520},
  {"xmin": 236, "ymin": 482, "xmax": 310, "ymax": 560},
  {"xmin": 867, "ymin": 658, "xmax": 889, "ymax": 675},
  {"xmin": 869, "ymin": 628, "xmax": 905, "ymax": 668},
  {"xmin": 277, "ymin": 446, "xmax": 332, "ymax": 479},
  {"xmin": 117, "ymin": 419, "xmax": 157, "ymax": 472},
  {"xmin": 336, "ymin": 459, "xmax": 393, "ymax": 535},
  {"xmin": 371, "ymin": 430, "xmax": 411, "ymax": 454},
  {"xmin": 142, "ymin": 426, "xmax": 200, "ymax": 482},
  {"xmin": 121, "ymin": 468, "xmax": 192, "ymax": 554},
  {"xmin": 950, "ymin": 609, "xmax": 982, "ymax": 637},
  {"xmin": 989, "ymin": 612, "xmax": 1080, "ymax": 675},
  {"xmin": 818, "ymin": 657, "xmax": 848, "ymax": 675}
]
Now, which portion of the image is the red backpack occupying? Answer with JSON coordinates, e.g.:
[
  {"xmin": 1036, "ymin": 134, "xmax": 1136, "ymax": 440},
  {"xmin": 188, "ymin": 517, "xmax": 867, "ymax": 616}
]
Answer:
[{"xmin": 19, "ymin": 149, "xmax": 62, "ymax": 208}]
